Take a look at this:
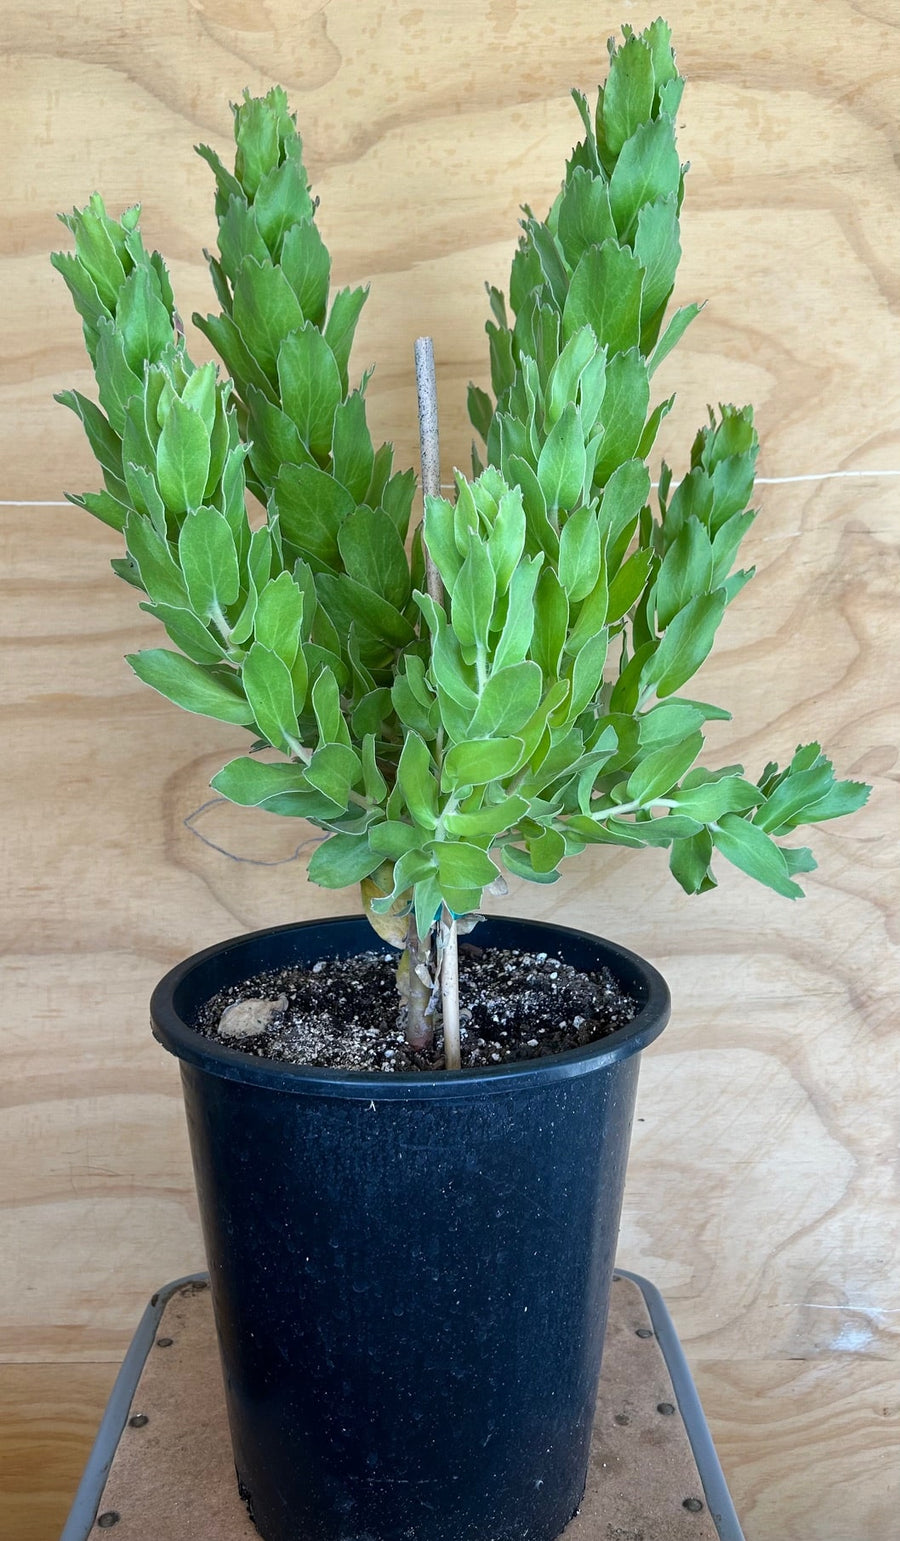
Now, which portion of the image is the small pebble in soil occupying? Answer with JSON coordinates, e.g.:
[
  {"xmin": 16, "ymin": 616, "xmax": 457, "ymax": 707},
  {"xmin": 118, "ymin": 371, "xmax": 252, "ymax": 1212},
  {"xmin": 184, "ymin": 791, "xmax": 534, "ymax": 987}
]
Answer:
[{"xmin": 194, "ymin": 943, "xmax": 638, "ymax": 1073}]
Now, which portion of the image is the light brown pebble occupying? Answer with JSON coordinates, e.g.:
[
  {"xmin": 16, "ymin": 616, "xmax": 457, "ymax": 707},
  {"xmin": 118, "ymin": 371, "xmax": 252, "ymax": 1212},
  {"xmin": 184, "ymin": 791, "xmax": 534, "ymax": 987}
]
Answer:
[{"xmin": 218, "ymin": 994, "xmax": 288, "ymax": 1040}]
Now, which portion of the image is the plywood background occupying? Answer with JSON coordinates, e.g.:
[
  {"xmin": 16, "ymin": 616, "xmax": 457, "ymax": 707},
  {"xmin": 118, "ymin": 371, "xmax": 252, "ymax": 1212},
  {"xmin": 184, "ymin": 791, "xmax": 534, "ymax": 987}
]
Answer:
[{"xmin": 2, "ymin": 2, "xmax": 898, "ymax": 1537}]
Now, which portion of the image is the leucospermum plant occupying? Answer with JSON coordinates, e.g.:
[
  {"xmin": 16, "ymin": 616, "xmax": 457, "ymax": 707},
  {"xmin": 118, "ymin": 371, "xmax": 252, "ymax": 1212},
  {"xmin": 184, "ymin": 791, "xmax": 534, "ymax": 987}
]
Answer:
[{"xmin": 54, "ymin": 22, "xmax": 868, "ymax": 1068}]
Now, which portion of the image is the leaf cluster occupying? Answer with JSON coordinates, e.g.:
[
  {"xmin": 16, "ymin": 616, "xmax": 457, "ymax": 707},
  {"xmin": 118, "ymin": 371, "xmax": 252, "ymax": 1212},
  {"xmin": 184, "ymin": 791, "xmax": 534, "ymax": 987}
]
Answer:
[{"xmin": 54, "ymin": 43, "xmax": 868, "ymax": 941}]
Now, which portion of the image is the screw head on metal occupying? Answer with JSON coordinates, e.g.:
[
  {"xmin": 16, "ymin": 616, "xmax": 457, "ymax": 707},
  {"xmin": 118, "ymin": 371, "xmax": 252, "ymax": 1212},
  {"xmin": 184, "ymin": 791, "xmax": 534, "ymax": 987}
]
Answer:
[
  {"xmin": 614, "ymin": 1412, "xmax": 630, "ymax": 1426},
  {"xmin": 683, "ymin": 1497, "xmax": 704, "ymax": 1513},
  {"xmin": 635, "ymin": 1327, "xmax": 653, "ymax": 1339},
  {"xmin": 128, "ymin": 1413, "xmax": 149, "ymax": 1428},
  {"xmin": 96, "ymin": 1513, "xmax": 120, "ymax": 1529},
  {"xmin": 657, "ymin": 1401, "xmax": 676, "ymax": 1416},
  {"xmin": 156, "ymin": 1336, "xmax": 174, "ymax": 1348}
]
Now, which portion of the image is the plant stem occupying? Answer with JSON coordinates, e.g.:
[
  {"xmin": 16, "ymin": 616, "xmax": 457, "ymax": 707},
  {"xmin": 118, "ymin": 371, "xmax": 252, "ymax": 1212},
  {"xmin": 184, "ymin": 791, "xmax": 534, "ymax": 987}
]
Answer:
[
  {"xmin": 440, "ymin": 910, "xmax": 461, "ymax": 1070},
  {"xmin": 404, "ymin": 912, "xmax": 435, "ymax": 1051}
]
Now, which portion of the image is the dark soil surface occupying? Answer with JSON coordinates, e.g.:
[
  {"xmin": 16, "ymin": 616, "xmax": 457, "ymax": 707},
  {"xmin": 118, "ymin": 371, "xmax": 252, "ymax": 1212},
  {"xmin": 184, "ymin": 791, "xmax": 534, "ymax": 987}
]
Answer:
[{"xmin": 194, "ymin": 943, "xmax": 638, "ymax": 1071}]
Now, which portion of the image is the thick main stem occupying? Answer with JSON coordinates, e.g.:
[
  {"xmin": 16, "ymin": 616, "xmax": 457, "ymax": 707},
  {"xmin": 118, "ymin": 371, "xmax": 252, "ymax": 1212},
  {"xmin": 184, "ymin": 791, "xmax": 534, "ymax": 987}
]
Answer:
[{"xmin": 404, "ymin": 913, "xmax": 434, "ymax": 1052}]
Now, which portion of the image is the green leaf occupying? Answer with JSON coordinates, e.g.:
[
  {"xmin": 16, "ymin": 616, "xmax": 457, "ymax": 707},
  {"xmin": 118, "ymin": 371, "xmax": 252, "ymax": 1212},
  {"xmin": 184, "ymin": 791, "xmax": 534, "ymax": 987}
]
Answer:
[
  {"xmin": 557, "ymin": 169, "xmax": 617, "ymax": 268},
  {"xmin": 487, "ymin": 322, "xmax": 516, "ymax": 400},
  {"xmin": 67, "ymin": 488, "xmax": 130, "ymax": 534},
  {"xmin": 493, "ymin": 553, "xmax": 543, "ymax": 671},
  {"xmin": 232, "ymin": 258, "xmax": 306, "ymax": 379},
  {"xmin": 369, "ymin": 821, "xmax": 427, "ymax": 860},
  {"xmin": 304, "ymin": 742, "xmax": 362, "ymax": 807},
  {"xmin": 66, "ymin": 198, "xmax": 127, "ymax": 310},
  {"xmin": 331, "ymin": 391, "xmax": 374, "ymax": 504},
  {"xmin": 648, "ymin": 303, "xmax": 702, "ymax": 377},
  {"xmin": 307, "ymin": 832, "xmax": 381, "ymax": 889},
  {"xmin": 277, "ymin": 324, "xmax": 343, "ymax": 462},
  {"xmin": 397, "ymin": 731, "xmax": 439, "ymax": 828},
  {"xmin": 216, "ymin": 195, "xmax": 270, "ymax": 283},
  {"xmin": 563, "ymin": 242, "xmax": 644, "ymax": 355},
  {"xmin": 323, "ymin": 285, "xmax": 368, "ymax": 392},
  {"xmin": 670, "ymin": 773, "xmax": 762, "ymax": 822},
  {"xmin": 567, "ymin": 630, "xmax": 609, "ymax": 718},
  {"xmin": 276, "ymin": 217, "xmax": 331, "ymax": 327},
  {"xmin": 537, "ymin": 403, "xmax": 586, "ymax": 513},
  {"xmin": 253, "ymin": 570, "xmax": 305, "ymax": 666},
  {"xmin": 211, "ymin": 756, "xmax": 340, "ymax": 818},
  {"xmin": 194, "ymin": 311, "xmax": 274, "ymax": 401},
  {"xmin": 710, "ymin": 510, "xmax": 756, "ymax": 587},
  {"xmin": 487, "ymin": 488, "xmax": 527, "ymax": 595},
  {"xmin": 788, "ymin": 777, "xmax": 870, "ymax": 829},
  {"xmin": 634, "ymin": 194, "xmax": 681, "ymax": 320},
  {"xmin": 242, "ymin": 642, "xmax": 303, "ymax": 752},
  {"xmin": 127, "ymin": 649, "xmax": 253, "ymax": 724},
  {"xmin": 558, "ymin": 506, "xmax": 601, "ymax": 602},
  {"xmin": 156, "ymin": 397, "xmax": 211, "ymax": 516},
  {"xmin": 443, "ymin": 737, "xmax": 524, "ymax": 789},
  {"xmin": 338, "ymin": 505, "xmax": 411, "ymax": 611},
  {"xmin": 501, "ymin": 843, "xmax": 561, "ymax": 884},
  {"xmin": 232, "ymin": 93, "xmax": 282, "ymax": 201},
  {"xmin": 592, "ymin": 349, "xmax": 650, "ymax": 486},
  {"xmin": 655, "ymin": 516, "xmax": 713, "ymax": 629},
  {"xmin": 115, "ymin": 265, "xmax": 174, "ymax": 372},
  {"xmin": 712, "ymin": 814, "xmax": 805, "ymax": 899},
  {"xmin": 392, "ymin": 670, "xmax": 437, "ymax": 737},
  {"xmin": 254, "ymin": 157, "xmax": 313, "ymax": 260},
  {"xmin": 643, "ymin": 590, "xmax": 726, "ymax": 697},
  {"xmin": 311, "ymin": 667, "xmax": 350, "ymax": 748},
  {"xmin": 318, "ymin": 572, "xmax": 416, "ymax": 650},
  {"xmin": 178, "ymin": 505, "xmax": 240, "ymax": 620},
  {"xmin": 669, "ymin": 827, "xmax": 716, "ymax": 894},
  {"xmin": 609, "ymin": 113, "xmax": 681, "ymax": 243},
  {"xmin": 424, "ymin": 494, "xmax": 463, "ymax": 593},
  {"xmin": 468, "ymin": 383, "xmax": 494, "ymax": 442},
  {"xmin": 55, "ymin": 389, "xmax": 124, "ymax": 484},
  {"xmin": 444, "ymin": 795, "xmax": 529, "ymax": 840},
  {"xmin": 545, "ymin": 326, "xmax": 599, "ymax": 430},
  {"xmin": 140, "ymin": 602, "xmax": 225, "ymax": 665},
  {"xmin": 506, "ymin": 455, "xmax": 559, "ymax": 561},
  {"xmin": 431, "ymin": 841, "xmax": 499, "ymax": 890},
  {"xmin": 531, "ymin": 567, "xmax": 569, "ymax": 678},
  {"xmin": 451, "ymin": 540, "xmax": 496, "ymax": 657},
  {"xmin": 602, "ymin": 35, "xmax": 655, "ymax": 156},
  {"xmin": 413, "ymin": 873, "xmax": 444, "ymax": 938},
  {"xmin": 626, "ymin": 732, "xmax": 703, "ymax": 805},
  {"xmin": 93, "ymin": 321, "xmax": 143, "ymax": 434},
  {"xmin": 528, "ymin": 825, "xmax": 566, "ymax": 874},
  {"xmin": 124, "ymin": 511, "xmax": 187, "ymax": 606},
  {"xmin": 606, "ymin": 547, "xmax": 654, "ymax": 624},
  {"xmin": 469, "ymin": 661, "xmax": 543, "ymax": 737},
  {"xmin": 272, "ymin": 463, "xmax": 355, "ymax": 568}
]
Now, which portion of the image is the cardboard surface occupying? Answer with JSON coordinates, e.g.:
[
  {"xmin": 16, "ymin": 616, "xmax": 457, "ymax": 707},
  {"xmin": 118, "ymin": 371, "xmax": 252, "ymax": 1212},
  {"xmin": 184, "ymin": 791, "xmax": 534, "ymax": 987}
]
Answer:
[{"xmin": 93, "ymin": 1275, "xmax": 720, "ymax": 1538}]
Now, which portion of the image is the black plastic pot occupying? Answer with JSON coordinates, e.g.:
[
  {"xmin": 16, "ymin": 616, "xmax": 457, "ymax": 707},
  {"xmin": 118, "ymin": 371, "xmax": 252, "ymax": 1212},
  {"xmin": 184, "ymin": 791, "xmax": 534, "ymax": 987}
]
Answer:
[{"xmin": 151, "ymin": 915, "xmax": 669, "ymax": 1541}]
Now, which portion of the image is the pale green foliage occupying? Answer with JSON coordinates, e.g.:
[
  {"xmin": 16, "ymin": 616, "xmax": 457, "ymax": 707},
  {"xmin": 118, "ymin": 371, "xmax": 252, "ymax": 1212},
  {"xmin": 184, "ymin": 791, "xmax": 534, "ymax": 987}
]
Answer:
[{"xmin": 54, "ymin": 45, "xmax": 868, "ymax": 946}]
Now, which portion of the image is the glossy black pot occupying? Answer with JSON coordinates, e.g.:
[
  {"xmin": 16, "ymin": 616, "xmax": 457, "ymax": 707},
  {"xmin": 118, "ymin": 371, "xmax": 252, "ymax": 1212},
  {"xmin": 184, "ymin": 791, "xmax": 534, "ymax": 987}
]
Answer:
[{"xmin": 151, "ymin": 914, "xmax": 669, "ymax": 1541}]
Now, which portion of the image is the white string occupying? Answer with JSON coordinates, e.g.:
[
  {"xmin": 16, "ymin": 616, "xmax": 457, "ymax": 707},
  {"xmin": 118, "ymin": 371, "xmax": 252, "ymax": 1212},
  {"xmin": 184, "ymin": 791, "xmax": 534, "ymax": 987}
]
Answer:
[{"xmin": 4, "ymin": 467, "xmax": 900, "ymax": 508}]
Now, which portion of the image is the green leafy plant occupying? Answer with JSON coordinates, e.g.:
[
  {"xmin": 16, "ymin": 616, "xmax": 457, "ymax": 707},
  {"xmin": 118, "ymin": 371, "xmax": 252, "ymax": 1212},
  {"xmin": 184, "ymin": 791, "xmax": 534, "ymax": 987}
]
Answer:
[{"xmin": 54, "ymin": 21, "xmax": 868, "ymax": 1069}]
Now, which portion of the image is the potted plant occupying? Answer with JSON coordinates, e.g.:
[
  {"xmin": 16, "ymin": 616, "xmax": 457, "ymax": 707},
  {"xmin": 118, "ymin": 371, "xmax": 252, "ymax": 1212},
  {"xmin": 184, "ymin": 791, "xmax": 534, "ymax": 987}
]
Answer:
[{"xmin": 53, "ymin": 20, "xmax": 867, "ymax": 1541}]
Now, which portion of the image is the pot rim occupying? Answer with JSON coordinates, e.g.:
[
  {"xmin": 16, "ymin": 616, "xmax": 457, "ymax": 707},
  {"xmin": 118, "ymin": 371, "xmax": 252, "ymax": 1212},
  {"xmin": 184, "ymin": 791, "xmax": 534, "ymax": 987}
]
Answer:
[{"xmin": 150, "ymin": 914, "xmax": 670, "ymax": 1100}]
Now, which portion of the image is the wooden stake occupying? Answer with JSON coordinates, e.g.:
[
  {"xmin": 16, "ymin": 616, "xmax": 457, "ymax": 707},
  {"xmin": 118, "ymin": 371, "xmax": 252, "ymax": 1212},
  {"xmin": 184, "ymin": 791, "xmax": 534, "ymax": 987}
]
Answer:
[
  {"xmin": 440, "ymin": 911, "xmax": 461, "ymax": 1071},
  {"xmin": 414, "ymin": 335, "xmax": 443, "ymax": 607}
]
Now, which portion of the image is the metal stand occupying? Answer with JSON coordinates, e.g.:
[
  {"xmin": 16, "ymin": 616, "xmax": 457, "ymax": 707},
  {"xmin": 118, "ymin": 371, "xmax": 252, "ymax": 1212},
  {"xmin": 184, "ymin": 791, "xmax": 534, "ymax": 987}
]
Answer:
[{"xmin": 62, "ymin": 1271, "xmax": 744, "ymax": 1540}]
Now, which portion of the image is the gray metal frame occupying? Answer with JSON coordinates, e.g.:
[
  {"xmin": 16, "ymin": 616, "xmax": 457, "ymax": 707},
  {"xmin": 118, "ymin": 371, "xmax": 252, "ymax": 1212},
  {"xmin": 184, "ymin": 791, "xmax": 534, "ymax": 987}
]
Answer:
[{"xmin": 61, "ymin": 1270, "xmax": 744, "ymax": 1541}]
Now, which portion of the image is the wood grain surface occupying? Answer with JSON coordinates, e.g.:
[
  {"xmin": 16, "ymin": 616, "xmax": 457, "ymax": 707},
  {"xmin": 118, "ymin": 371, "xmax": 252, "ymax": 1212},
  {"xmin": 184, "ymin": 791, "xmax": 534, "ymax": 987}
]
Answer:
[{"xmin": 2, "ymin": 2, "xmax": 899, "ymax": 1538}]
